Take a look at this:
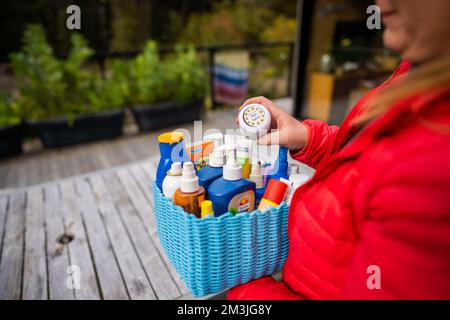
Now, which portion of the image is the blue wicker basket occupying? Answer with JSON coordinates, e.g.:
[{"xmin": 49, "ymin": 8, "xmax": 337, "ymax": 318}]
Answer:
[{"xmin": 152, "ymin": 182, "xmax": 289, "ymax": 297}]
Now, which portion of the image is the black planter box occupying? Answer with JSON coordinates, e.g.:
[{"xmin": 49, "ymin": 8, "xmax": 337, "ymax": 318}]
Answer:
[
  {"xmin": 0, "ymin": 124, "xmax": 23, "ymax": 158},
  {"xmin": 30, "ymin": 109, "xmax": 125, "ymax": 149},
  {"xmin": 131, "ymin": 100, "xmax": 203, "ymax": 132}
]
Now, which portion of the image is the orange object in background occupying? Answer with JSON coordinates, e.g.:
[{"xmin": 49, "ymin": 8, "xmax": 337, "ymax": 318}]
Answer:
[{"xmin": 186, "ymin": 140, "xmax": 215, "ymax": 171}]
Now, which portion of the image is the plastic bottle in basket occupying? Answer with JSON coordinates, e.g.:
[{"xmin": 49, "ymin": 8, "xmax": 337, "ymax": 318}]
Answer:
[
  {"xmin": 162, "ymin": 162, "xmax": 182, "ymax": 199},
  {"xmin": 173, "ymin": 162, "xmax": 205, "ymax": 217},
  {"xmin": 156, "ymin": 132, "xmax": 189, "ymax": 190},
  {"xmin": 257, "ymin": 178, "xmax": 288, "ymax": 212},
  {"xmin": 266, "ymin": 146, "xmax": 289, "ymax": 182},
  {"xmin": 197, "ymin": 145, "xmax": 226, "ymax": 193},
  {"xmin": 249, "ymin": 160, "xmax": 266, "ymax": 205},
  {"xmin": 208, "ymin": 148, "xmax": 256, "ymax": 216}
]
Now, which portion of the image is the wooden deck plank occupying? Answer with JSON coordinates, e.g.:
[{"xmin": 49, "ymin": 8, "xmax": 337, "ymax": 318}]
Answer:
[
  {"xmin": 0, "ymin": 101, "xmax": 293, "ymax": 190},
  {"xmin": 101, "ymin": 170, "xmax": 181, "ymax": 300},
  {"xmin": 73, "ymin": 178, "xmax": 130, "ymax": 300},
  {"xmin": 130, "ymin": 162, "xmax": 190, "ymax": 296},
  {"xmin": 0, "ymin": 195, "xmax": 9, "ymax": 282},
  {"xmin": 0, "ymin": 197, "xmax": 8, "ymax": 263},
  {"xmin": 116, "ymin": 167, "xmax": 156, "ymax": 235},
  {"xmin": 43, "ymin": 184, "xmax": 75, "ymax": 300},
  {"xmin": 87, "ymin": 175, "xmax": 157, "ymax": 300},
  {"xmin": 128, "ymin": 165, "xmax": 153, "ymax": 205},
  {"xmin": 0, "ymin": 161, "xmax": 8, "ymax": 188},
  {"xmin": 23, "ymin": 188, "xmax": 48, "ymax": 299},
  {"xmin": 37, "ymin": 155, "xmax": 50, "ymax": 188},
  {"xmin": 27, "ymin": 156, "xmax": 40, "ymax": 187},
  {"xmin": 2, "ymin": 159, "xmax": 17, "ymax": 190},
  {"xmin": 14, "ymin": 158, "xmax": 28, "ymax": 188},
  {"xmin": 59, "ymin": 180, "xmax": 101, "ymax": 300},
  {"xmin": 0, "ymin": 192, "xmax": 26, "ymax": 299}
]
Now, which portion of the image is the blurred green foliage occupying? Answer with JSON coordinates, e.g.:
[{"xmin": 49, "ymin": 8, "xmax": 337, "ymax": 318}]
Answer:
[
  {"xmin": 10, "ymin": 24, "xmax": 99, "ymax": 121},
  {"xmin": 131, "ymin": 41, "xmax": 170, "ymax": 104},
  {"xmin": 5, "ymin": 24, "xmax": 207, "ymax": 125},
  {"xmin": 168, "ymin": 46, "xmax": 207, "ymax": 104},
  {"xmin": 10, "ymin": 24, "xmax": 65, "ymax": 121},
  {"xmin": 126, "ymin": 41, "xmax": 207, "ymax": 105},
  {"xmin": 177, "ymin": 1, "xmax": 296, "ymax": 45},
  {"xmin": 88, "ymin": 61, "xmax": 129, "ymax": 111},
  {"xmin": 262, "ymin": 16, "xmax": 297, "ymax": 42},
  {"xmin": 0, "ymin": 91, "xmax": 21, "ymax": 126}
]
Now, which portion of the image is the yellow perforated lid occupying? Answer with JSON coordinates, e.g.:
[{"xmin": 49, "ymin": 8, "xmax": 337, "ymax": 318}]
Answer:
[{"xmin": 158, "ymin": 132, "xmax": 184, "ymax": 144}]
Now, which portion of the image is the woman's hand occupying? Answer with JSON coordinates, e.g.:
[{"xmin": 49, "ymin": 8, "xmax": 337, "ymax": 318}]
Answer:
[{"xmin": 236, "ymin": 96, "xmax": 308, "ymax": 150}]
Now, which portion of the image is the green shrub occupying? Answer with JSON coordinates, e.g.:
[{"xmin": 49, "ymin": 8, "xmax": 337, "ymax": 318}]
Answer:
[
  {"xmin": 130, "ymin": 41, "xmax": 171, "ymax": 104},
  {"xmin": 61, "ymin": 33, "xmax": 95, "ymax": 120},
  {"xmin": 0, "ymin": 91, "xmax": 21, "ymax": 127},
  {"xmin": 88, "ymin": 60, "xmax": 131, "ymax": 111},
  {"xmin": 10, "ymin": 25, "xmax": 99, "ymax": 121},
  {"xmin": 168, "ymin": 45, "xmax": 207, "ymax": 105},
  {"xmin": 10, "ymin": 24, "xmax": 207, "ymax": 121},
  {"xmin": 127, "ymin": 41, "xmax": 206, "ymax": 106},
  {"xmin": 10, "ymin": 24, "xmax": 65, "ymax": 121}
]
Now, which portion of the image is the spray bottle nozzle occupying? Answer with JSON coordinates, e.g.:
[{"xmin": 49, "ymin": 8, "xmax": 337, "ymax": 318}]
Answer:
[{"xmin": 223, "ymin": 146, "xmax": 242, "ymax": 181}]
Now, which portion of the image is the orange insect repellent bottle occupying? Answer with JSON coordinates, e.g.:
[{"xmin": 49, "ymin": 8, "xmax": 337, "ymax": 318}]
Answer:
[{"xmin": 173, "ymin": 162, "xmax": 205, "ymax": 218}]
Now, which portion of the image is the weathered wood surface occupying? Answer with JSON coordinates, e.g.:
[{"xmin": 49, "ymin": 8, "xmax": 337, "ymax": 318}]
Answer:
[
  {"xmin": 0, "ymin": 158, "xmax": 191, "ymax": 300},
  {"xmin": 0, "ymin": 98, "xmax": 293, "ymax": 190}
]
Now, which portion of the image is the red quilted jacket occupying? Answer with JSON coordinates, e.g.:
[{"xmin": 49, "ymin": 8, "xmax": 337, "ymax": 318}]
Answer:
[{"xmin": 228, "ymin": 61, "xmax": 450, "ymax": 299}]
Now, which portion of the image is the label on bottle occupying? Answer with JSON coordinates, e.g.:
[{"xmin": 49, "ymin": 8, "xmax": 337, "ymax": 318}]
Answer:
[
  {"xmin": 257, "ymin": 198, "xmax": 278, "ymax": 211},
  {"xmin": 228, "ymin": 190, "xmax": 255, "ymax": 213},
  {"xmin": 237, "ymin": 146, "xmax": 250, "ymax": 164},
  {"xmin": 243, "ymin": 106, "xmax": 266, "ymax": 127}
]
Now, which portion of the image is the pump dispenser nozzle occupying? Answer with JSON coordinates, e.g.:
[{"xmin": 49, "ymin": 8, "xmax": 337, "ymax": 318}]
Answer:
[
  {"xmin": 249, "ymin": 160, "xmax": 263, "ymax": 188},
  {"xmin": 180, "ymin": 162, "xmax": 200, "ymax": 193},
  {"xmin": 223, "ymin": 147, "xmax": 242, "ymax": 181},
  {"xmin": 208, "ymin": 145, "xmax": 226, "ymax": 168}
]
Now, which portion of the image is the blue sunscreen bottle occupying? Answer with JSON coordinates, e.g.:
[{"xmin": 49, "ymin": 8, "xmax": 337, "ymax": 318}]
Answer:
[
  {"xmin": 156, "ymin": 132, "xmax": 189, "ymax": 190},
  {"xmin": 208, "ymin": 148, "xmax": 256, "ymax": 217},
  {"xmin": 197, "ymin": 146, "xmax": 226, "ymax": 194},
  {"xmin": 266, "ymin": 146, "xmax": 289, "ymax": 182}
]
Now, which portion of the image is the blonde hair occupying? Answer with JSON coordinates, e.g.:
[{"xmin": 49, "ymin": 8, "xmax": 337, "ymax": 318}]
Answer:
[{"xmin": 355, "ymin": 57, "xmax": 450, "ymax": 128}]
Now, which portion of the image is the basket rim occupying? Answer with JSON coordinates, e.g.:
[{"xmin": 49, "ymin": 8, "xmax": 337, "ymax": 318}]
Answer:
[{"xmin": 152, "ymin": 182, "xmax": 289, "ymax": 223}]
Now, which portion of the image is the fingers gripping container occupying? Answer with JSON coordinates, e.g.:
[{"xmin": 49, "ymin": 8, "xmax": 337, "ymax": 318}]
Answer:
[{"xmin": 152, "ymin": 182, "xmax": 289, "ymax": 297}]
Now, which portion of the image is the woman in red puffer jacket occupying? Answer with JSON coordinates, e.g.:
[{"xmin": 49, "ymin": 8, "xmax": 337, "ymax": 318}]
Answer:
[{"xmin": 228, "ymin": 0, "xmax": 450, "ymax": 299}]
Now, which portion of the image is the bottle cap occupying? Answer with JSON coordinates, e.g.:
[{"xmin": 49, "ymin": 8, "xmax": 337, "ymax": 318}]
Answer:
[
  {"xmin": 249, "ymin": 160, "xmax": 263, "ymax": 188},
  {"xmin": 288, "ymin": 164, "xmax": 299, "ymax": 176},
  {"xmin": 201, "ymin": 200, "xmax": 214, "ymax": 218},
  {"xmin": 224, "ymin": 134, "xmax": 238, "ymax": 145},
  {"xmin": 168, "ymin": 162, "xmax": 182, "ymax": 176},
  {"xmin": 225, "ymin": 144, "xmax": 238, "ymax": 161},
  {"xmin": 158, "ymin": 132, "xmax": 184, "ymax": 144},
  {"xmin": 209, "ymin": 146, "xmax": 226, "ymax": 168},
  {"xmin": 180, "ymin": 162, "xmax": 199, "ymax": 193},
  {"xmin": 223, "ymin": 148, "xmax": 242, "ymax": 181},
  {"xmin": 289, "ymin": 174, "xmax": 310, "ymax": 188},
  {"xmin": 203, "ymin": 133, "xmax": 223, "ymax": 148},
  {"xmin": 238, "ymin": 104, "xmax": 271, "ymax": 137},
  {"xmin": 262, "ymin": 179, "xmax": 288, "ymax": 205}
]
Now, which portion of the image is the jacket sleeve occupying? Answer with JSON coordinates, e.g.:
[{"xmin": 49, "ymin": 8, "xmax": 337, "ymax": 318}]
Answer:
[
  {"xmin": 227, "ymin": 276, "xmax": 303, "ymax": 300},
  {"xmin": 289, "ymin": 119, "xmax": 340, "ymax": 169},
  {"xmin": 341, "ymin": 149, "xmax": 450, "ymax": 299}
]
